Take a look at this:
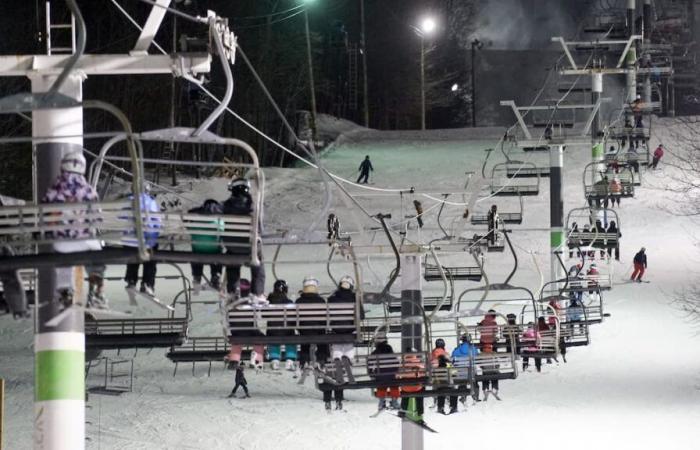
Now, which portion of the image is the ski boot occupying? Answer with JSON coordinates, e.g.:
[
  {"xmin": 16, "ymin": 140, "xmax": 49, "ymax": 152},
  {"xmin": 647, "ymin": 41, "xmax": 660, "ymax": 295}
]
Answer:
[
  {"xmin": 325, "ymin": 401, "xmax": 332, "ymax": 412},
  {"xmin": 140, "ymin": 283, "xmax": 155, "ymax": 298},
  {"xmin": 335, "ymin": 401, "xmax": 343, "ymax": 411},
  {"xmin": 449, "ymin": 406, "xmax": 458, "ymax": 415},
  {"xmin": 437, "ymin": 407, "xmax": 446, "ymax": 415},
  {"xmin": 210, "ymin": 275, "xmax": 221, "ymax": 291}
]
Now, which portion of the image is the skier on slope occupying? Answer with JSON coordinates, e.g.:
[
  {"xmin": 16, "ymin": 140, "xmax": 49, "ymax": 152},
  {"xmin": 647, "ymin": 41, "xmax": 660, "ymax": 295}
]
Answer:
[
  {"xmin": 431, "ymin": 338, "xmax": 458, "ymax": 415},
  {"xmin": 42, "ymin": 151, "xmax": 104, "ymax": 307},
  {"xmin": 266, "ymin": 279, "xmax": 298, "ymax": 372},
  {"xmin": 651, "ymin": 144, "xmax": 665, "ymax": 170},
  {"xmin": 356, "ymin": 155, "xmax": 373, "ymax": 184},
  {"xmin": 227, "ymin": 363, "xmax": 250, "ymax": 398},
  {"xmin": 325, "ymin": 275, "xmax": 364, "ymax": 410},
  {"xmin": 630, "ymin": 247, "xmax": 647, "ymax": 282}
]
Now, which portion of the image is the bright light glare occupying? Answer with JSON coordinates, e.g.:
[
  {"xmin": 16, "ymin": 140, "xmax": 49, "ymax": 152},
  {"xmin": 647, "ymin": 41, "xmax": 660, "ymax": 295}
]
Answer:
[
  {"xmin": 420, "ymin": 17, "xmax": 437, "ymax": 34},
  {"xmin": 451, "ymin": 83, "xmax": 459, "ymax": 92}
]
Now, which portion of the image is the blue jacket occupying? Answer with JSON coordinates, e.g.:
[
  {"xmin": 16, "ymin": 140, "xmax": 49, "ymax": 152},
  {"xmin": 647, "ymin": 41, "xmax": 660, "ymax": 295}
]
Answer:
[
  {"xmin": 451, "ymin": 342, "xmax": 479, "ymax": 359},
  {"xmin": 123, "ymin": 193, "xmax": 160, "ymax": 248}
]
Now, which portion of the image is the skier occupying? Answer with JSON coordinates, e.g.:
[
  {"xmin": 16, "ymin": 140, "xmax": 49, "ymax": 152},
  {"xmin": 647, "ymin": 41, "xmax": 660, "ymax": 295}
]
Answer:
[
  {"xmin": 227, "ymin": 364, "xmax": 250, "ymax": 398},
  {"xmin": 397, "ymin": 348, "xmax": 426, "ymax": 422},
  {"xmin": 431, "ymin": 338, "xmax": 458, "ymax": 414},
  {"xmin": 42, "ymin": 151, "xmax": 103, "ymax": 306},
  {"xmin": 369, "ymin": 334, "xmax": 400, "ymax": 411},
  {"xmin": 606, "ymin": 220, "xmax": 621, "ymax": 261},
  {"xmin": 503, "ymin": 313, "xmax": 520, "ymax": 355},
  {"xmin": 296, "ymin": 276, "xmax": 329, "ymax": 370},
  {"xmin": 188, "ymin": 199, "xmax": 224, "ymax": 294},
  {"xmin": 520, "ymin": 322, "xmax": 542, "ymax": 372},
  {"xmin": 327, "ymin": 213, "xmax": 340, "ymax": 242},
  {"xmin": 651, "ymin": 144, "xmax": 664, "ymax": 169},
  {"xmin": 536, "ymin": 316, "xmax": 553, "ymax": 365},
  {"xmin": 124, "ymin": 182, "xmax": 161, "ymax": 304},
  {"xmin": 452, "ymin": 334, "xmax": 479, "ymax": 400},
  {"xmin": 356, "ymin": 155, "xmax": 373, "ymax": 184},
  {"xmin": 324, "ymin": 275, "xmax": 363, "ymax": 410},
  {"xmin": 0, "ymin": 197, "xmax": 28, "ymax": 318},
  {"xmin": 478, "ymin": 309, "xmax": 499, "ymax": 353},
  {"xmin": 266, "ymin": 279, "xmax": 298, "ymax": 371},
  {"xmin": 226, "ymin": 278, "xmax": 268, "ymax": 370},
  {"xmin": 630, "ymin": 247, "xmax": 647, "ymax": 282},
  {"xmin": 631, "ymin": 94, "xmax": 644, "ymax": 129},
  {"xmin": 222, "ymin": 178, "xmax": 266, "ymax": 303},
  {"xmin": 607, "ymin": 177, "xmax": 622, "ymax": 208},
  {"xmin": 486, "ymin": 204, "xmax": 499, "ymax": 245}
]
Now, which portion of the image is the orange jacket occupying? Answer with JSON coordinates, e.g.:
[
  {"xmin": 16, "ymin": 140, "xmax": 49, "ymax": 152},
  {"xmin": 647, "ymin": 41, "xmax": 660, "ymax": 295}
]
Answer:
[
  {"xmin": 398, "ymin": 353, "xmax": 425, "ymax": 393},
  {"xmin": 431, "ymin": 347, "xmax": 449, "ymax": 367}
]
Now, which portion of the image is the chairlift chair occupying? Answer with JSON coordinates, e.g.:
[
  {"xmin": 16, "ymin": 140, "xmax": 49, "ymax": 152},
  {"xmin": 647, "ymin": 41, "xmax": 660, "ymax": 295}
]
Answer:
[
  {"xmin": 471, "ymin": 196, "xmax": 524, "ymax": 225},
  {"xmin": 490, "ymin": 162, "xmax": 541, "ymax": 197}
]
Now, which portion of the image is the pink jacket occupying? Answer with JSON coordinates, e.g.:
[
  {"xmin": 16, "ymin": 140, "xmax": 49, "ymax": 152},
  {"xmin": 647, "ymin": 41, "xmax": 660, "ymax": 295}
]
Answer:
[
  {"xmin": 521, "ymin": 328, "xmax": 539, "ymax": 352},
  {"xmin": 654, "ymin": 146, "xmax": 664, "ymax": 159}
]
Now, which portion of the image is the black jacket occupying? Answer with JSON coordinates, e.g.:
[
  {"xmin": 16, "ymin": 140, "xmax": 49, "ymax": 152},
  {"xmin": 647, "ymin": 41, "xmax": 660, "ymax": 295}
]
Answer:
[
  {"xmin": 295, "ymin": 292, "xmax": 327, "ymax": 334},
  {"xmin": 633, "ymin": 250, "xmax": 647, "ymax": 267},
  {"xmin": 327, "ymin": 288, "xmax": 365, "ymax": 333},
  {"xmin": 222, "ymin": 193, "xmax": 253, "ymax": 255},
  {"xmin": 235, "ymin": 367, "xmax": 247, "ymax": 385},
  {"xmin": 369, "ymin": 341, "xmax": 398, "ymax": 379},
  {"xmin": 267, "ymin": 291, "xmax": 295, "ymax": 337},
  {"xmin": 359, "ymin": 159, "xmax": 373, "ymax": 173}
]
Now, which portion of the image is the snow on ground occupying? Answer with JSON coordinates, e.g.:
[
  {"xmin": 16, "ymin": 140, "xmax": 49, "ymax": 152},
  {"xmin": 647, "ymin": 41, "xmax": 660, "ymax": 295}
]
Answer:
[{"xmin": 3, "ymin": 122, "xmax": 700, "ymax": 449}]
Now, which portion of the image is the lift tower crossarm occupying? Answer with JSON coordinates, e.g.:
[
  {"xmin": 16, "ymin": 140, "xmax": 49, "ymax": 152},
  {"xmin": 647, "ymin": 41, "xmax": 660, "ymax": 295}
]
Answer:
[
  {"xmin": 131, "ymin": 0, "xmax": 172, "ymax": 54},
  {"xmin": 551, "ymin": 35, "xmax": 643, "ymax": 70}
]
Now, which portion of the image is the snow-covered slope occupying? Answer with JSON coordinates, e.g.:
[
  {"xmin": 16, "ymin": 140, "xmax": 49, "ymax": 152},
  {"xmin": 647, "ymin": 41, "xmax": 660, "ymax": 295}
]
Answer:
[{"xmin": 2, "ymin": 121, "xmax": 700, "ymax": 450}]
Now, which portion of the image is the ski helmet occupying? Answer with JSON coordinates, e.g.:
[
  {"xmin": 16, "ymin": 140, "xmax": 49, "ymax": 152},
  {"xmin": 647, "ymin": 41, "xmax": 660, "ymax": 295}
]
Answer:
[
  {"xmin": 61, "ymin": 151, "xmax": 86, "ymax": 175},
  {"xmin": 228, "ymin": 178, "xmax": 250, "ymax": 196},
  {"xmin": 302, "ymin": 276, "xmax": 319, "ymax": 294},
  {"xmin": 339, "ymin": 275, "xmax": 354, "ymax": 290},
  {"xmin": 435, "ymin": 338, "xmax": 445, "ymax": 349},
  {"xmin": 273, "ymin": 279, "xmax": 288, "ymax": 294},
  {"xmin": 460, "ymin": 333, "xmax": 471, "ymax": 343}
]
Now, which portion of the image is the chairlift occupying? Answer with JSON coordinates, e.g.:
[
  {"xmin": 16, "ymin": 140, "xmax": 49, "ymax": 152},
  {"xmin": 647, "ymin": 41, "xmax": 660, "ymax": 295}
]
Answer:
[
  {"xmin": 490, "ymin": 162, "xmax": 541, "ymax": 197},
  {"xmin": 566, "ymin": 206, "xmax": 621, "ymax": 252},
  {"xmin": 583, "ymin": 161, "xmax": 635, "ymax": 204},
  {"xmin": 471, "ymin": 195, "xmax": 524, "ymax": 225}
]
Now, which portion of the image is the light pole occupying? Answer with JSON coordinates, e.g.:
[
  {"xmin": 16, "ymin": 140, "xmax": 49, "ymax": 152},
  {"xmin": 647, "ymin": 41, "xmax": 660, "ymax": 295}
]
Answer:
[
  {"xmin": 418, "ymin": 16, "xmax": 436, "ymax": 130},
  {"xmin": 302, "ymin": 0, "xmax": 318, "ymax": 144},
  {"xmin": 471, "ymin": 38, "xmax": 483, "ymax": 127},
  {"xmin": 360, "ymin": 0, "xmax": 369, "ymax": 127}
]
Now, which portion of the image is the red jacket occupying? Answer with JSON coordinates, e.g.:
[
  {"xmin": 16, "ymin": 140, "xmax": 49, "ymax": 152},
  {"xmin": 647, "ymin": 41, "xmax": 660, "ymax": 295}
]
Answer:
[
  {"xmin": 478, "ymin": 315, "xmax": 499, "ymax": 347},
  {"xmin": 431, "ymin": 347, "xmax": 449, "ymax": 367},
  {"xmin": 654, "ymin": 146, "xmax": 664, "ymax": 159}
]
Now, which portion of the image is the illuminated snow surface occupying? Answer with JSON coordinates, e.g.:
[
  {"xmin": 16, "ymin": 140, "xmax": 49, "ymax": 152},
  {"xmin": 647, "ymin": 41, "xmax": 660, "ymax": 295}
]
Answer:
[{"xmin": 3, "ymin": 121, "xmax": 700, "ymax": 449}]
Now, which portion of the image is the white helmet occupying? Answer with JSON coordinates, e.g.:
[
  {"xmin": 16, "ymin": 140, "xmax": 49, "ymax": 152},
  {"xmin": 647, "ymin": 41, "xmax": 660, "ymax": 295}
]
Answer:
[
  {"xmin": 61, "ymin": 151, "xmax": 86, "ymax": 175},
  {"xmin": 339, "ymin": 275, "xmax": 355, "ymax": 290},
  {"xmin": 302, "ymin": 276, "xmax": 319, "ymax": 294}
]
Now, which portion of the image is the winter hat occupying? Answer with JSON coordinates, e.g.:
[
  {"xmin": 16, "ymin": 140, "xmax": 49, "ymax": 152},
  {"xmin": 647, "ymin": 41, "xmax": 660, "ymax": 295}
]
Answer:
[
  {"xmin": 374, "ymin": 332, "xmax": 387, "ymax": 343},
  {"xmin": 61, "ymin": 151, "xmax": 86, "ymax": 175},
  {"xmin": 339, "ymin": 275, "xmax": 354, "ymax": 290},
  {"xmin": 302, "ymin": 276, "xmax": 319, "ymax": 294}
]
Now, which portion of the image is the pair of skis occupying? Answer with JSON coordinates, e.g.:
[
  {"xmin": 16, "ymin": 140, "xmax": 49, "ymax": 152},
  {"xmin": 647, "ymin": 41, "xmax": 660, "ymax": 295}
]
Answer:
[{"xmin": 370, "ymin": 408, "xmax": 438, "ymax": 433}]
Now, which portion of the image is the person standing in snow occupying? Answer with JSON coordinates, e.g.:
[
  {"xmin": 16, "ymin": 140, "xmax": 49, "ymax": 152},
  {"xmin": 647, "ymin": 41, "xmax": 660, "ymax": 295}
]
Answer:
[
  {"xmin": 43, "ymin": 151, "xmax": 103, "ymax": 306},
  {"xmin": 227, "ymin": 364, "xmax": 250, "ymax": 398},
  {"xmin": 357, "ymin": 155, "xmax": 373, "ymax": 184},
  {"xmin": 266, "ymin": 279, "xmax": 298, "ymax": 372},
  {"xmin": 651, "ymin": 144, "xmax": 664, "ymax": 169},
  {"xmin": 222, "ymin": 178, "xmax": 266, "ymax": 304},
  {"xmin": 631, "ymin": 247, "xmax": 647, "ymax": 282}
]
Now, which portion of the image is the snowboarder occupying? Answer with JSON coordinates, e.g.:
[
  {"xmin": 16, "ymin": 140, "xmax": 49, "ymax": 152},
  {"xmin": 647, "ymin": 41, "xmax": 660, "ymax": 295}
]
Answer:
[
  {"xmin": 188, "ymin": 199, "xmax": 224, "ymax": 294},
  {"xmin": 0, "ymin": 196, "xmax": 28, "ymax": 318},
  {"xmin": 225, "ymin": 278, "xmax": 268, "ymax": 370},
  {"xmin": 356, "ymin": 155, "xmax": 373, "ymax": 184},
  {"xmin": 266, "ymin": 279, "xmax": 298, "ymax": 371},
  {"xmin": 368, "ymin": 334, "xmax": 400, "ymax": 411},
  {"xmin": 124, "ymin": 182, "xmax": 161, "ymax": 304},
  {"xmin": 651, "ymin": 144, "xmax": 664, "ymax": 169},
  {"xmin": 631, "ymin": 247, "xmax": 647, "ymax": 282},
  {"xmin": 227, "ymin": 364, "xmax": 250, "ymax": 398},
  {"xmin": 431, "ymin": 338, "xmax": 458, "ymax": 414},
  {"xmin": 296, "ymin": 276, "xmax": 329, "ymax": 369},
  {"xmin": 222, "ymin": 178, "xmax": 266, "ymax": 304},
  {"xmin": 42, "ymin": 151, "xmax": 103, "ymax": 305}
]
